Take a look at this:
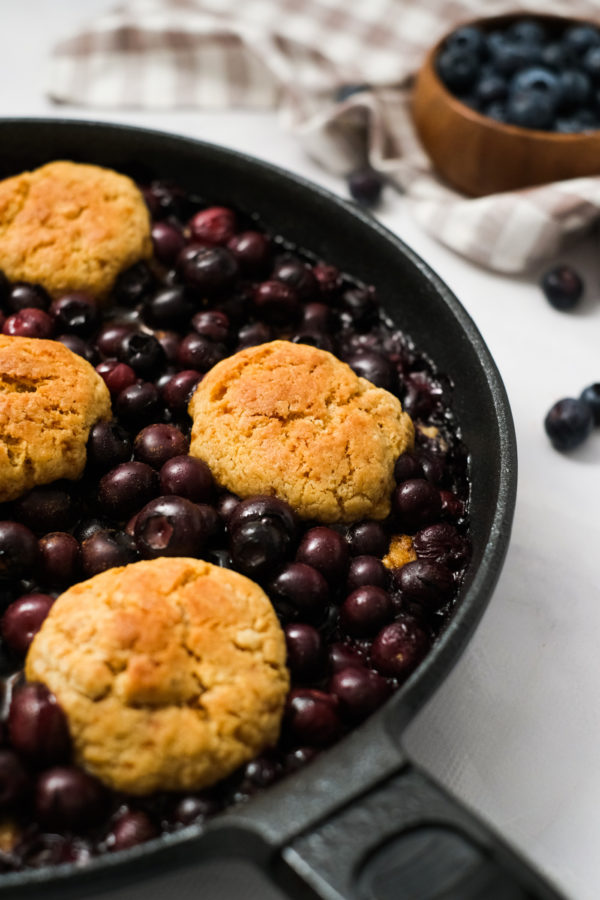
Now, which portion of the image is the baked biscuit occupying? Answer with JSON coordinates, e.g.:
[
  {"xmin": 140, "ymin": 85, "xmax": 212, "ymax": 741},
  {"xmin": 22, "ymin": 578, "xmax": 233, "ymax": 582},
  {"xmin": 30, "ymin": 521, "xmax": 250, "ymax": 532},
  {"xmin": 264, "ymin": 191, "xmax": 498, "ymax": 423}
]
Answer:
[
  {"xmin": 26, "ymin": 557, "xmax": 289, "ymax": 795},
  {"xmin": 188, "ymin": 340, "xmax": 414, "ymax": 523},
  {"xmin": 0, "ymin": 161, "xmax": 151, "ymax": 298},
  {"xmin": 0, "ymin": 336, "xmax": 111, "ymax": 501}
]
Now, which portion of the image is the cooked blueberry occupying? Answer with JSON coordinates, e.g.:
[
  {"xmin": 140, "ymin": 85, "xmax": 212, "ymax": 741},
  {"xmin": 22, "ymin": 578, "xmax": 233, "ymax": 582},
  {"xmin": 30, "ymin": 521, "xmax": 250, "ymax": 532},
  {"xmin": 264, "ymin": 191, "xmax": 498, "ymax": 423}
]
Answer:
[
  {"xmin": 229, "ymin": 518, "xmax": 290, "ymax": 580},
  {"xmin": 346, "ymin": 521, "xmax": 388, "ymax": 557},
  {"xmin": 87, "ymin": 421, "xmax": 133, "ymax": 471},
  {"xmin": 134, "ymin": 496, "xmax": 210, "ymax": 558},
  {"xmin": 227, "ymin": 230, "xmax": 271, "ymax": 273},
  {"xmin": 436, "ymin": 48, "xmax": 479, "ymax": 91},
  {"xmin": 133, "ymin": 424, "xmax": 188, "ymax": 469},
  {"xmin": 3, "ymin": 308, "xmax": 54, "ymax": 339},
  {"xmin": 95, "ymin": 322, "xmax": 137, "ymax": 358},
  {"xmin": 544, "ymin": 397, "xmax": 594, "ymax": 451},
  {"xmin": 118, "ymin": 331, "xmax": 165, "ymax": 376},
  {"xmin": 98, "ymin": 462, "xmax": 159, "ymax": 519},
  {"xmin": 191, "ymin": 310, "xmax": 230, "ymax": 343},
  {"xmin": 328, "ymin": 642, "xmax": 365, "ymax": 673},
  {"xmin": 8, "ymin": 682, "xmax": 71, "ymax": 765},
  {"xmin": 342, "ymin": 286, "xmax": 378, "ymax": 329},
  {"xmin": 371, "ymin": 618, "xmax": 431, "ymax": 679},
  {"xmin": 272, "ymin": 256, "xmax": 318, "ymax": 301},
  {"xmin": 151, "ymin": 221, "xmax": 185, "ymax": 265},
  {"xmin": 81, "ymin": 530, "xmax": 138, "ymax": 577},
  {"xmin": 177, "ymin": 244, "xmax": 238, "ymax": 296},
  {"xmin": 36, "ymin": 767, "xmax": 107, "ymax": 830},
  {"xmin": 346, "ymin": 350, "xmax": 396, "ymax": 391},
  {"xmin": 160, "ymin": 456, "xmax": 215, "ymax": 502},
  {"xmin": 228, "ymin": 496, "xmax": 298, "ymax": 543},
  {"xmin": 172, "ymin": 794, "xmax": 218, "ymax": 826},
  {"xmin": 113, "ymin": 262, "xmax": 155, "ymax": 307},
  {"xmin": 7, "ymin": 282, "xmax": 50, "ymax": 312},
  {"xmin": 580, "ymin": 384, "xmax": 600, "ymax": 425},
  {"xmin": 340, "ymin": 586, "xmax": 393, "ymax": 638},
  {"xmin": 142, "ymin": 286, "xmax": 195, "ymax": 329},
  {"xmin": 115, "ymin": 382, "xmax": 162, "ymax": 426},
  {"xmin": 0, "ymin": 522, "xmax": 39, "ymax": 579},
  {"xmin": 12, "ymin": 485, "xmax": 78, "ymax": 534},
  {"xmin": 346, "ymin": 555, "xmax": 388, "ymax": 591},
  {"xmin": 38, "ymin": 532, "xmax": 80, "ymax": 586},
  {"xmin": 57, "ymin": 333, "xmax": 97, "ymax": 362},
  {"xmin": 439, "ymin": 489, "xmax": 465, "ymax": 521},
  {"xmin": 50, "ymin": 293, "xmax": 99, "ymax": 337},
  {"xmin": 296, "ymin": 527, "xmax": 349, "ymax": 584},
  {"xmin": 329, "ymin": 666, "xmax": 391, "ymax": 723},
  {"xmin": 0, "ymin": 749, "xmax": 29, "ymax": 810},
  {"xmin": 189, "ymin": 206, "xmax": 237, "ymax": 245},
  {"xmin": 313, "ymin": 264, "xmax": 342, "ymax": 300},
  {"xmin": 268, "ymin": 562, "xmax": 329, "ymax": 623},
  {"xmin": 540, "ymin": 264, "xmax": 583, "ymax": 310},
  {"xmin": 347, "ymin": 168, "xmax": 384, "ymax": 208},
  {"xmin": 237, "ymin": 321, "xmax": 273, "ymax": 349},
  {"xmin": 284, "ymin": 689, "xmax": 342, "ymax": 746},
  {"xmin": 177, "ymin": 333, "xmax": 227, "ymax": 371},
  {"xmin": 107, "ymin": 810, "xmax": 158, "ymax": 852},
  {"xmin": 392, "ymin": 479, "xmax": 442, "ymax": 532},
  {"xmin": 161, "ymin": 369, "xmax": 202, "ymax": 411},
  {"xmin": 2, "ymin": 593, "xmax": 54, "ymax": 656},
  {"xmin": 413, "ymin": 522, "xmax": 470, "ymax": 570},
  {"xmin": 396, "ymin": 559, "xmax": 454, "ymax": 612},
  {"xmin": 96, "ymin": 359, "xmax": 137, "ymax": 396},
  {"xmin": 253, "ymin": 281, "xmax": 301, "ymax": 326},
  {"xmin": 284, "ymin": 624, "xmax": 325, "ymax": 681}
]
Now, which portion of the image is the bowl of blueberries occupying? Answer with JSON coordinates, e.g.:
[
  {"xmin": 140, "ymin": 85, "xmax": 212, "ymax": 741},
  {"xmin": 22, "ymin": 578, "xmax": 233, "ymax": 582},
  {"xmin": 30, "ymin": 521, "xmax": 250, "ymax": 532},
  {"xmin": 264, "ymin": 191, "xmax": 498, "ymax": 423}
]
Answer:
[{"xmin": 412, "ymin": 13, "xmax": 600, "ymax": 196}]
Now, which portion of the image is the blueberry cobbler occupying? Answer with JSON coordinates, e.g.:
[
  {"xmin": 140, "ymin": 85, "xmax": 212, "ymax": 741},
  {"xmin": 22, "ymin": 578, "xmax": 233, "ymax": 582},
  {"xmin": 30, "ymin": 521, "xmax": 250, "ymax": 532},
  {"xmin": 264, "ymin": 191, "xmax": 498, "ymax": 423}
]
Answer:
[{"xmin": 0, "ymin": 161, "xmax": 470, "ymax": 871}]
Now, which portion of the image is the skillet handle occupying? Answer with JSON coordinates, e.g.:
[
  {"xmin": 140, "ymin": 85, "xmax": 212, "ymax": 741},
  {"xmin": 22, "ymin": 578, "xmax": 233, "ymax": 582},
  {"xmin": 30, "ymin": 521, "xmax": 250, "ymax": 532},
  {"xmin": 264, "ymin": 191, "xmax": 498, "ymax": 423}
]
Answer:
[{"xmin": 275, "ymin": 759, "xmax": 567, "ymax": 900}]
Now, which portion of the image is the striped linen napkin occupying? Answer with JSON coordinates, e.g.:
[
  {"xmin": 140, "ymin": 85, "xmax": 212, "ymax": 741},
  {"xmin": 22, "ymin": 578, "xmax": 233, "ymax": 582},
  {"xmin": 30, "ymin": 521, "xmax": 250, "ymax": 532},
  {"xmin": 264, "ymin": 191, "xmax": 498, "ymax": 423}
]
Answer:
[{"xmin": 48, "ymin": 0, "xmax": 600, "ymax": 273}]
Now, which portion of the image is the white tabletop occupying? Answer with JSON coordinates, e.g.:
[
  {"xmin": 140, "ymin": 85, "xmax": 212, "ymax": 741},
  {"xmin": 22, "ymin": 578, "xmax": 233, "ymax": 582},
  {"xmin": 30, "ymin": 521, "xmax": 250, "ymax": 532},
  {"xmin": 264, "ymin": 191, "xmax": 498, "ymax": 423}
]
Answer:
[{"xmin": 6, "ymin": 3, "xmax": 600, "ymax": 899}]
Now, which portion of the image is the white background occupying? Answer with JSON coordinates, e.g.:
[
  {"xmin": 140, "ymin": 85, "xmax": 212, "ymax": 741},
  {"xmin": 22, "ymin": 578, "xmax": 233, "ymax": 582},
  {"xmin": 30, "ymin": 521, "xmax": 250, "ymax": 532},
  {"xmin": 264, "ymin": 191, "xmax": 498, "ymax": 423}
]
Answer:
[{"xmin": 4, "ymin": 3, "xmax": 600, "ymax": 898}]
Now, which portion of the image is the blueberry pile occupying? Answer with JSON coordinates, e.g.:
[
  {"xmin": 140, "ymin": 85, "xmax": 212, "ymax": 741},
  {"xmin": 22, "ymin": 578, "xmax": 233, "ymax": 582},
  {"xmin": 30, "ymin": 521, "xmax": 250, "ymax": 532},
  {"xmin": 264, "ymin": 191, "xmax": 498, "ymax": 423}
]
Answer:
[
  {"xmin": 436, "ymin": 18, "xmax": 600, "ymax": 132},
  {"xmin": 0, "ymin": 178, "xmax": 471, "ymax": 871}
]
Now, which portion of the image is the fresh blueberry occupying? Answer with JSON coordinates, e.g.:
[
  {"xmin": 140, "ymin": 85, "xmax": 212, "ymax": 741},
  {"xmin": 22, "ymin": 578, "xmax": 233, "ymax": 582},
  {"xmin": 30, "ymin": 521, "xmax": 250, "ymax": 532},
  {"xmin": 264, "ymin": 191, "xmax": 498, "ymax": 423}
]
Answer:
[
  {"xmin": 510, "ymin": 67, "xmax": 560, "ymax": 106},
  {"xmin": 544, "ymin": 397, "xmax": 594, "ymax": 451},
  {"xmin": 563, "ymin": 24, "xmax": 600, "ymax": 56},
  {"xmin": 558, "ymin": 69, "xmax": 592, "ymax": 109},
  {"xmin": 490, "ymin": 39, "xmax": 541, "ymax": 76},
  {"xmin": 580, "ymin": 384, "xmax": 600, "ymax": 425},
  {"xmin": 445, "ymin": 25, "xmax": 486, "ymax": 58},
  {"xmin": 506, "ymin": 19, "xmax": 546, "ymax": 46},
  {"xmin": 436, "ymin": 48, "xmax": 479, "ymax": 92},
  {"xmin": 475, "ymin": 72, "xmax": 507, "ymax": 105},
  {"xmin": 541, "ymin": 41, "xmax": 569, "ymax": 70},
  {"xmin": 484, "ymin": 100, "xmax": 508, "ymax": 122},
  {"xmin": 506, "ymin": 89, "xmax": 555, "ymax": 129},
  {"xmin": 540, "ymin": 265, "xmax": 583, "ymax": 310},
  {"xmin": 347, "ymin": 168, "xmax": 384, "ymax": 208}
]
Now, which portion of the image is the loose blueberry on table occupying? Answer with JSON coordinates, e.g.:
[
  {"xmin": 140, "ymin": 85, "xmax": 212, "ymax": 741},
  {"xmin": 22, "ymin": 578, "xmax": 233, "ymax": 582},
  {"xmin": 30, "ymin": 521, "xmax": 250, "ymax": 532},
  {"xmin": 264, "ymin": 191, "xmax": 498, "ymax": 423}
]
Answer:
[
  {"xmin": 436, "ymin": 18, "xmax": 600, "ymax": 133},
  {"xmin": 0, "ymin": 177, "xmax": 471, "ymax": 871}
]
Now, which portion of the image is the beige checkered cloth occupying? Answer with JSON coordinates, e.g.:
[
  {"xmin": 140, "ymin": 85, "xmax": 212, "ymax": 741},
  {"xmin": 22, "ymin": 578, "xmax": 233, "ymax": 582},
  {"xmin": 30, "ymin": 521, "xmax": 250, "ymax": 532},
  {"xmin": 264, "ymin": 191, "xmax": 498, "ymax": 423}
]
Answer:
[{"xmin": 49, "ymin": 0, "xmax": 600, "ymax": 272}]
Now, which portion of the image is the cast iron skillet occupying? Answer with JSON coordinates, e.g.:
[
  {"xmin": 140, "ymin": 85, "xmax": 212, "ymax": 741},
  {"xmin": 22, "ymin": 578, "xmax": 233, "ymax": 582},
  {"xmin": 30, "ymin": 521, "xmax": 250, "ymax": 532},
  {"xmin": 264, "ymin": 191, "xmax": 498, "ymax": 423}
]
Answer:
[{"xmin": 0, "ymin": 120, "xmax": 560, "ymax": 900}]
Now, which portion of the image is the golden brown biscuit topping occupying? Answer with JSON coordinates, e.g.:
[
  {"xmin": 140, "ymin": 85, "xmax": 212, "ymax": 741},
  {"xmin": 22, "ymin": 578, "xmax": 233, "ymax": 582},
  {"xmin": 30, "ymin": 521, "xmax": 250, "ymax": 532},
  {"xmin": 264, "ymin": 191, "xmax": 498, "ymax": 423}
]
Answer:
[
  {"xmin": 188, "ymin": 340, "xmax": 414, "ymax": 523},
  {"xmin": 0, "ymin": 161, "xmax": 151, "ymax": 298},
  {"xmin": 26, "ymin": 558, "xmax": 289, "ymax": 795},
  {"xmin": 0, "ymin": 336, "xmax": 111, "ymax": 502}
]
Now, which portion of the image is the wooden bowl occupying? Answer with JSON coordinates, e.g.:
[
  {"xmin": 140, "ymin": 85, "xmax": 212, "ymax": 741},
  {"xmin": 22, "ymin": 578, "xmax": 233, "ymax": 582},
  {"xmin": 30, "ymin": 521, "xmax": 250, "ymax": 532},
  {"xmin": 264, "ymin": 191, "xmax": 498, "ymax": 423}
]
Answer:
[{"xmin": 412, "ymin": 13, "xmax": 600, "ymax": 196}]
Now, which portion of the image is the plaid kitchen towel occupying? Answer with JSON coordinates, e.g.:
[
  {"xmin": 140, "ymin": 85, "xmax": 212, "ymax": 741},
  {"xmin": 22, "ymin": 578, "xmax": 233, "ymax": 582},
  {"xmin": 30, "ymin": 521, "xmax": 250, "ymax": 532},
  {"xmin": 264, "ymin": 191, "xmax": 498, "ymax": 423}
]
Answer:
[{"xmin": 48, "ymin": 0, "xmax": 600, "ymax": 273}]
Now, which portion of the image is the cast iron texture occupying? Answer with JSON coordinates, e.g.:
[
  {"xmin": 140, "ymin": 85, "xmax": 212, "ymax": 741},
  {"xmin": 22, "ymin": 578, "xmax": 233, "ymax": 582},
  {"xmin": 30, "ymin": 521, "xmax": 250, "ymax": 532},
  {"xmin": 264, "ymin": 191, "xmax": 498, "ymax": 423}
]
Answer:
[{"xmin": 0, "ymin": 120, "xmax": 519, "ymax": 899}]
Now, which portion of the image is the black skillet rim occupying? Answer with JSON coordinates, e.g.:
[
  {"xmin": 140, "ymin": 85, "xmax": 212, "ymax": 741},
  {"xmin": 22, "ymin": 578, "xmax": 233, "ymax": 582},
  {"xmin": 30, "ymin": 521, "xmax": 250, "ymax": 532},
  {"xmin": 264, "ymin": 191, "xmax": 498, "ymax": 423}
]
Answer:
[{"xmin": 0, "ymin": 118, "xmax": 517, "ymax": 893}]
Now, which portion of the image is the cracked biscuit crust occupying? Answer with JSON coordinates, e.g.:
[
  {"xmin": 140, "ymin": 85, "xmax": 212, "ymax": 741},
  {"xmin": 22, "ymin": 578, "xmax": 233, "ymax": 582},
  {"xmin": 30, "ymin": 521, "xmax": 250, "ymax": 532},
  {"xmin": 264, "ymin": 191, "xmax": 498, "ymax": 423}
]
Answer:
[
  {"xmin": 26, "ymin": 558, "xmax": 290, "ymax": 795},
  {"xmin": 0, "ymin": 161, "xmax": 152, "ymax": 298},
  {"xmin": 0, "ymin": 336, "xmax": 111, "ymax": 502},
  {"xmin": 188, "ymin": 340, "xmax": 414, "ymax": 523}
]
